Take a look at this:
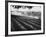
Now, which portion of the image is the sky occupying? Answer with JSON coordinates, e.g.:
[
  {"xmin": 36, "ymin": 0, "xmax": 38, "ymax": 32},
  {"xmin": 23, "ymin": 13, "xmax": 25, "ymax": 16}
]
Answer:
[{"xmin": 11, "ymin": 6, "xmax": 41, "ymax": 12}]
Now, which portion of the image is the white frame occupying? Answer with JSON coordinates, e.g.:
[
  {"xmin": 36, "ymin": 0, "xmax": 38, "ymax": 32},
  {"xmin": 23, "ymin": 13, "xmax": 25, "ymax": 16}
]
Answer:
[{"xmin": 8, "ymin": 2, "xmax": 44, "ymax": 35}]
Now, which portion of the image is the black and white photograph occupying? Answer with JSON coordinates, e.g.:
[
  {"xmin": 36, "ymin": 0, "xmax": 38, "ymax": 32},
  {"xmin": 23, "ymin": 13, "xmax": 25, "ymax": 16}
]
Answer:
[
  {"xmin": 7, "ymin": 2, "xmax": 45, "ymax": 35},
  {"xmin": 11, "ymin": 5, "xmax": 41, "ymax": 31}
]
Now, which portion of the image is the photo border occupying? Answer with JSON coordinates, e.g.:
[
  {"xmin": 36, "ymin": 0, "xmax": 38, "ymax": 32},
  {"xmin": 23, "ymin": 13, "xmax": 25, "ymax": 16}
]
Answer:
[{"xmin": 5, "ymin": 1, "xmax": 45, "ymax": 36}]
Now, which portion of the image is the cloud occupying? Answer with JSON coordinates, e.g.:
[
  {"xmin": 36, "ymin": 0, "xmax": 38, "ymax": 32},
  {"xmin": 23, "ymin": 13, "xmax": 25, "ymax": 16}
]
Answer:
[
  {"xmin": 31, "ymin": 7, "xmax": 41, "ymax": 12},
  {"xmin": 17, "ymin": 6, "xmax": 41, "ymax": 12},
  {"xmin": 11, "ymin": 6, "xmax": 41, "ymax": 12}
]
